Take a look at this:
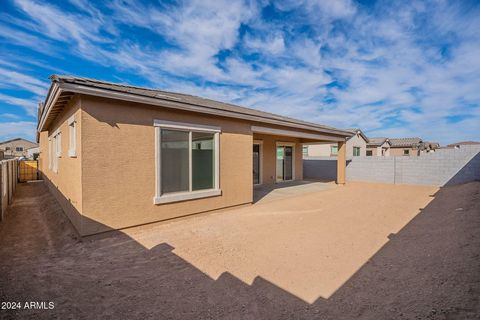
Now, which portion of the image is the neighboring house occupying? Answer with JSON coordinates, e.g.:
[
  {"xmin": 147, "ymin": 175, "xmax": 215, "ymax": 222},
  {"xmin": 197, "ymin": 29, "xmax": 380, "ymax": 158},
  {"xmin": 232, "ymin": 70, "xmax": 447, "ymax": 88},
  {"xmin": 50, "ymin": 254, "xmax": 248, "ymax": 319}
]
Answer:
[
  {"xmin": 306, "ymin": 128, "xmax": 368, "ymax": 157},
  {"xmin": 26, "ymin": 146, "xmax": 40, "ymax": 159},
  {"xmin": 366, "ymin": 137, "xmax": 391, "ymax": 156},
  {"xmin": 446, "ymin": 141, "xmax": 480, "ymax": 149},
  {"xmin": 389, "ymin": 138, "xmax": 423, "ymax": 156},
  {"xmin": 37, "ymin": 75, "xmax": 352, "ymax": 236},
  {"xmin": 421, "ymin": 142, "xmax": 440, "ymax": 153},
  {"xmin": 0, "ymin": 138, "xmax": 38, "ymax": 158}
]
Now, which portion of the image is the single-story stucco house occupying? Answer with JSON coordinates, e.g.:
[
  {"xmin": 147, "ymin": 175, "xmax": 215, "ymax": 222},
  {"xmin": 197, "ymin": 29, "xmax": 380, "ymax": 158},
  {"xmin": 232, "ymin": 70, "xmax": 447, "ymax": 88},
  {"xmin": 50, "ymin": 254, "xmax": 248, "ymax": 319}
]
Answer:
[
  {"xmin": 366, "ymin": 137, "xmax": 391, "ymax": 156},
  {"xmin": 37, "ymin": 76, "xmax": 353, "ymax": 236},
  {"xmin": 305, "ymin": 128, "xmax": 368, "ymax": 157}
]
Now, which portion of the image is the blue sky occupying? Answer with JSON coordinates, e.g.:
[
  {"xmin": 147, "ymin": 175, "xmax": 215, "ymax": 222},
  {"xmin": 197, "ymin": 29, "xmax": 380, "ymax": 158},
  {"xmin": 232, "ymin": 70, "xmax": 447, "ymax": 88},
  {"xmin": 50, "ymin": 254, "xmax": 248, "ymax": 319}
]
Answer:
[{"xmin": 1, "ymin": 0, "xmax": 479, "ymax": 144}]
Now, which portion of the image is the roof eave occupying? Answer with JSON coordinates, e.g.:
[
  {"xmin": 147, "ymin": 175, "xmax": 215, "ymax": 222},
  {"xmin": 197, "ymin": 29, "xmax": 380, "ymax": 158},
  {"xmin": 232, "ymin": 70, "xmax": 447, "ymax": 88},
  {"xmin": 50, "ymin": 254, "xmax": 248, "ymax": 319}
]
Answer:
[{"xmin": 42, "ymin": 81, "xmax": 352, "ymax": 138}]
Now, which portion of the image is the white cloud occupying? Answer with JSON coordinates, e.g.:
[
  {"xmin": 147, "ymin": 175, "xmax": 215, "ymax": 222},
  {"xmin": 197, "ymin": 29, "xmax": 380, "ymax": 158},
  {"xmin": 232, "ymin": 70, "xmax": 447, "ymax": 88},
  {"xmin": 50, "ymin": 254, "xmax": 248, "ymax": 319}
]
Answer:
[
  {"xmin": 1, "ymin": 0, "xmax": 479, "ymax": 144},
  {"xmin": 244, "ymin": 33, "xmax": 285, "ymax": 55},
  {"xmin": 13, "ymin": 0, "xmax": 110, "ymax": 53},
  {"xmin": 0, "ymin": 68, "xmax": 48, "ymax": 97},
  {"xmin": 0, "ymin": 121, "xmax": 36, "ymax": 141},
  {"xmin": 0, "ymin": 93, "xmax": 39, "ymax": 117},
  {"xmin": 0, "ymin": 113, "xmax": 21, "ymax": 120}
]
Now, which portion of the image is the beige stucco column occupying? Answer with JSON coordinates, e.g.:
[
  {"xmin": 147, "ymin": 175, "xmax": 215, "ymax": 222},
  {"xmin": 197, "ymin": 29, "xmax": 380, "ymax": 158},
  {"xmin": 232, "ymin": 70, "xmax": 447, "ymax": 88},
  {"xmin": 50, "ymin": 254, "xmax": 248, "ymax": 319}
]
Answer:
[{"xmin": 336, "ymin": 140, "xmax": 346, "ymax": 184}]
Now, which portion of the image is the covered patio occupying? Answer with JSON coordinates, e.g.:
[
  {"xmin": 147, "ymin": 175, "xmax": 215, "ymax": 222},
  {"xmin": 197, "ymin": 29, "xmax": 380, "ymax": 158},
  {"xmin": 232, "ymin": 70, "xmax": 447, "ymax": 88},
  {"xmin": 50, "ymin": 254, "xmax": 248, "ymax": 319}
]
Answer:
[{"xmin": 251, "ymin": 125, "xmax": 349, "ymax": 196}]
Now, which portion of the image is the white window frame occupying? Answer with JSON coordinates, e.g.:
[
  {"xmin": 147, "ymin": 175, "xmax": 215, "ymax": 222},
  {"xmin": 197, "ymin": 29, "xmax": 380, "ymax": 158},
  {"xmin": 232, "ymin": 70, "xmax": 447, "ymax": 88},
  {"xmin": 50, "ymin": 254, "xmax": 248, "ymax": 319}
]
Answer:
[
  {"xmin": 48, "ymin": 137, "xmax": 52, "ymax": 170},
  {"xmin": 153, "ymin": 119, "xmax": 221, "ymax": 205},
  {"xmin": 50, "ymin": 128, "xmax": 61, "ymax": 173},
  {"xmin": 331, "ymin": 145, "xmax": 338, "ymax": 156},
  {"xmin": 353, "ymin": 146, "xmax": 361, "ymax": 156},
  {"xmin": 253, "ymin": 140, "xmax": 263, "ymax": 186},
  {"xmin": 68, "ymin": 115, "xmax": 77, "ymax": 157}
]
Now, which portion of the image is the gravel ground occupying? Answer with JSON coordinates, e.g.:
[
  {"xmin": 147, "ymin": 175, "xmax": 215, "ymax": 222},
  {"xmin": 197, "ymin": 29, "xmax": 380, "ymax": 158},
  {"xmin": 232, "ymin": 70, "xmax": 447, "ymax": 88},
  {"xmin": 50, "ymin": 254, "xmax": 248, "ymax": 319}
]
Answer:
[{"xmin": 0, "ymin": 180, "xmax": 479, "ymax": 320}]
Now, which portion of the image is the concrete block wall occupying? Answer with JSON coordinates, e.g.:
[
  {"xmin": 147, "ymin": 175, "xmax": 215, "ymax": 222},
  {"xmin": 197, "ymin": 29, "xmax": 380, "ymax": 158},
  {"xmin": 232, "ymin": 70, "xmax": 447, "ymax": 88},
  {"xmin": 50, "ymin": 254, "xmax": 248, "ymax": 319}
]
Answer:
[
  {"xmin": 304, "ymin": 145, "xmax": 480, "ymax": 186},
  {"xmin": 347, "ymin": 157, "xmax": 395, "ymax": 184}
]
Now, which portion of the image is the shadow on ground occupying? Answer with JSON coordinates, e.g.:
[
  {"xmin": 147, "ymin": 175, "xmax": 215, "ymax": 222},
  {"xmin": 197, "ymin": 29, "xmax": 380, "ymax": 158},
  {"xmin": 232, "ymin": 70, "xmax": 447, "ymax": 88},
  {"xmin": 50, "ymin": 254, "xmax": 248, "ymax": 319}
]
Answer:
[
  {"xmin": 0, "ymin": 181, "xmax": 479, "ymax": 319},
  {"xmin": 253, "ymin": 180, "xmax": 334, "ymax": 203}
]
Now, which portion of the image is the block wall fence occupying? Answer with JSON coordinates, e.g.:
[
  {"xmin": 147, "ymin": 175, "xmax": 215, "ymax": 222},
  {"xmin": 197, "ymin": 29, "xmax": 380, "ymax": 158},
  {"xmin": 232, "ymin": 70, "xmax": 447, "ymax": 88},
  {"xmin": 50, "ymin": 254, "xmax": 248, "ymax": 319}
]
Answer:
[{"xmin": 304, "ymin": 145, "xmax": 480, "ymax": 186}]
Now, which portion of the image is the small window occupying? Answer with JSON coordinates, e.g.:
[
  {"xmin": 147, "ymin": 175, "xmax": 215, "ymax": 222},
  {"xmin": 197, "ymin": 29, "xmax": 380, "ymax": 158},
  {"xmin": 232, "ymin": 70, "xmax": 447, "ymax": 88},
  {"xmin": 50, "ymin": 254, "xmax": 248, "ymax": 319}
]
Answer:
[
  {"xmin": 154, "ymin": 120, "xmax": 220, "ymax": 204},
  {"xmin": 330, "ymin": 145, "xmax": 338, "ymax": 156},
  {"xmin": 366, "ymin": 150, "xmax": 373, "ymax": 156},
  {"xmin": 68, "ymin": 115, "xmax": 77, "ymax": 157},
  {"xmin": 302, "ymin": 146, "xmax": 308, "ymax": 157},
  {"xmin": 403, "ymin": 149, "xmax": 410, "ymax": 156},
  {"xmin": 16, "ymin": 147, "xmax": 24, "ymax": 152},
  {"xmin": 5, "ymin": 147, "xmax": 10, "ymax": 151},
  {"xmin": 353, "ymin": 147, "xmax": 361, "ymax": 156}
]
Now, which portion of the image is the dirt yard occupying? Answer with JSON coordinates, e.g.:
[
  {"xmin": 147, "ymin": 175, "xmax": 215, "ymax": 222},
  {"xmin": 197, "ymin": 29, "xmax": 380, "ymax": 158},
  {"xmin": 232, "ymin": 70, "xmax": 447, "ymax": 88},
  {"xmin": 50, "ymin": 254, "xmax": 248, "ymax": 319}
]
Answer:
[{"xmin": 0, "ymin": 181, "xmax": 479, "ymax": 319}]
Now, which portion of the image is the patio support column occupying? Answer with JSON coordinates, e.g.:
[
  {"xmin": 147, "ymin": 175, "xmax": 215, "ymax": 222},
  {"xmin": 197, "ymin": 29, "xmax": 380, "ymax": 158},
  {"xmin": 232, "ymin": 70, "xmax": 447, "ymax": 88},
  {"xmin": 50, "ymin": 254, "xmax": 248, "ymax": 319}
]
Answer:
[{"xmin": 336, "ymin": 140, "xmax": 346, "ymax": 184}]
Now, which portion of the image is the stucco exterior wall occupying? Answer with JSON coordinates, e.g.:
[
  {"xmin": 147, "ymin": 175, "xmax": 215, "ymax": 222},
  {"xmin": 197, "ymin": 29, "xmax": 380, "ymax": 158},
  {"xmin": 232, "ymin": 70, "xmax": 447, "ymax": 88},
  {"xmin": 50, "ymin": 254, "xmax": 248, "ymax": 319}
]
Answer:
[
  {"xmin": 306, "ymin": 132, "xmax": 366, "ymax": 157},
  {"xmin": 390, "ymin": 147, "xmax": 419, "ymax": 157},
  {"xmin": 39, "ymin": 94, "xmax": 335, "ymax": 236},
  {"xmin": 38, "ymin": 96, "xmax": 83, "ymax": 232},
  {"xmin": 306, "ymin": 144, "xmax": 332, "ymax": 157},
  {"xmin": 79, "ymin": 96, "xmax": 254, "ymax": 235},
  {"xmin": 345, "ymin": 133, "xmax": 367, "ymax": 157}
]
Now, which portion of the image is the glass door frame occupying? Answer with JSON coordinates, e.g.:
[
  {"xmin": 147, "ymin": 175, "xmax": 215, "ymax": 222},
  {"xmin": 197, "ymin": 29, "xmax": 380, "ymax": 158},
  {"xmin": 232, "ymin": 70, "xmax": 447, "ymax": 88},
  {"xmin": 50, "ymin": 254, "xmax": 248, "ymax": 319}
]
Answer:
[
  {"xmin": 275, "ymin": 141, "xmax": 295, "ymax": 183},
  {"xmin": 253, "ymin": 140, "xmax": 263, "ymax": 185}
]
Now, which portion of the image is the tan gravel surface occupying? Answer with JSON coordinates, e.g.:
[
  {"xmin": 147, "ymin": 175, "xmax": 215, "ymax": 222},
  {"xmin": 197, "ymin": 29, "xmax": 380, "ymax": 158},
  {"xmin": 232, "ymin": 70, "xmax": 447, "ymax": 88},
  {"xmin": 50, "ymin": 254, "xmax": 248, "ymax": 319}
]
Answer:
[{"xmin": 0, "ymin": 180, "xmax": 479, "ymax": 319}]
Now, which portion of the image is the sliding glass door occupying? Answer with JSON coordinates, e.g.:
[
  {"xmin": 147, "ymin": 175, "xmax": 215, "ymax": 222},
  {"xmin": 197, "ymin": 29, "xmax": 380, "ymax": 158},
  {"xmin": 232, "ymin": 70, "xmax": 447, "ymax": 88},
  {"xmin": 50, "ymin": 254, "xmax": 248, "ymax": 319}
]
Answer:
[
  {"xmin": 276, "ymin": 145, "xmax": 293, "ymax": 182},
  {"xmin": 253, "ymin": 144, "xmax": 261, "ymax": 185}
]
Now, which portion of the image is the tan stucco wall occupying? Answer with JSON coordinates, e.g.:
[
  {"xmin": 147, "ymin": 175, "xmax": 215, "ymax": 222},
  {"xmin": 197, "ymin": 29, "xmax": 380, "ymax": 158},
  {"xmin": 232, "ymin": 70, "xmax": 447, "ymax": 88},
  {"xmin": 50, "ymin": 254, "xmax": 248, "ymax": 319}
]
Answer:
[
  {"xmin": 38, "ymin": 96, "xmax": 83, "ymax": 232},
  {"xmin": 345, "ymin": 133, "xmax": 367, "ymax": 157},
  {"xmin": 306, "ymin": 143, "xmax": 332, "ymax": 157},
  {"xmin": 39, "ymin": 94, "xmax": 336, "ymax": 236},
  {"xmin": 306, "ymin": 132, "xmax": 366, "ymax": 157},
  {"xmin": 389, "ymin": 147, "xmax": 419, "ymax": 157},
  {"xmin": 252, "ymin": 133, "xmax": 303, "ymax": 184},
  {"xmin": 79, "ymin": 96, "xmax": 254, "ymax": 235}
]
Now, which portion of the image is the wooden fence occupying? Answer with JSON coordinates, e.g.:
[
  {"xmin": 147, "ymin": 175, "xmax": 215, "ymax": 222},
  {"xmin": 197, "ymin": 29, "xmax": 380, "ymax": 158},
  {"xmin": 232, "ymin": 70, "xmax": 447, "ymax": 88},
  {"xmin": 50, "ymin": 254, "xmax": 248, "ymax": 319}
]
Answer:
[
  {"xmin": 18, "ymin": 160, "xmax": 39, "ymax": 182},
  {"xmin": 0, "ymin": 159, "xmax": 18, "ymax": 221}
]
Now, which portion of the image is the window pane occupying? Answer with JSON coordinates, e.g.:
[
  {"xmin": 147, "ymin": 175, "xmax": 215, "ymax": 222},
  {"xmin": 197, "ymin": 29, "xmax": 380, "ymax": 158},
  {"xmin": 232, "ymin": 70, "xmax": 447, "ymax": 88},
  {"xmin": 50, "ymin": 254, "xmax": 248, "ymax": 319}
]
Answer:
[
  {"xmin": 192, "ymin": 132, "xmax": 215, "ymax": 191},
  {"xmin": 161, "ymin": 129, "xmax": 189, "ymax": 194}
]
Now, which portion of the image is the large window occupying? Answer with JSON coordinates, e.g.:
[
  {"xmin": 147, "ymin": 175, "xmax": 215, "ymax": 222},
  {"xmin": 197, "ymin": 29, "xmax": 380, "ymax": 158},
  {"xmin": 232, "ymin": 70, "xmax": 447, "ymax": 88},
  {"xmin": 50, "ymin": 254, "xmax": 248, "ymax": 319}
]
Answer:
[
  {"xmin": 16, "ymin": 147, "xmax": 24, "ymax": 152},
  {"xmin": 353, "ymin": 147, "xmax": 361, "ymax": 156},
  {"xmin": 154, "ymin": 120, "xmax": 220, "ymax": 204}
]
